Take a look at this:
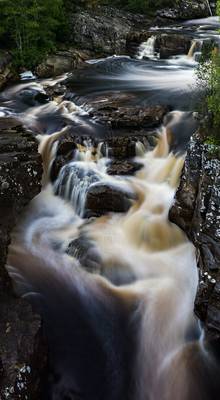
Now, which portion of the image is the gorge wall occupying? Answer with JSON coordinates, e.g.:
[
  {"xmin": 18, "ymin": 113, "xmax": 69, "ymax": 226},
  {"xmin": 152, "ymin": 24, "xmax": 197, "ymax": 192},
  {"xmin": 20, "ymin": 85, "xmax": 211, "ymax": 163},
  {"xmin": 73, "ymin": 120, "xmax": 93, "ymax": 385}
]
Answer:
[
  {"xmin": 0, "ymin": 123, "xmax": 46, "ymax": 399},
  {"xmin": 170, "ymin": 131, "xmax": 220, "ymax": 339}
]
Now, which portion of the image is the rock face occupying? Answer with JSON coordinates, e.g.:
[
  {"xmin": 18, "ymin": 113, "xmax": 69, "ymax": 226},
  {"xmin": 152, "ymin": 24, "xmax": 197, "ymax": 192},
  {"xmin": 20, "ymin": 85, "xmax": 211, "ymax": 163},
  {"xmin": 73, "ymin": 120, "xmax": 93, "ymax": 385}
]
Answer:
[
  {"xmin": 157, "ymin": 0, "xmax": 210, "ymax": 21},
  {"xmin": 170, "ymin": 132, "xmax": 220, "ymax": 339},
  {"xmin": 68, "ymin": 6, "xmax": 150, "ymax": 55},
  {"xmin": 0, "ymin": 124, "xmax": 46, "ymax": 399},
  {"xmin": 0, "ymin": 51, "xmax": 13, "ymax": 90}
]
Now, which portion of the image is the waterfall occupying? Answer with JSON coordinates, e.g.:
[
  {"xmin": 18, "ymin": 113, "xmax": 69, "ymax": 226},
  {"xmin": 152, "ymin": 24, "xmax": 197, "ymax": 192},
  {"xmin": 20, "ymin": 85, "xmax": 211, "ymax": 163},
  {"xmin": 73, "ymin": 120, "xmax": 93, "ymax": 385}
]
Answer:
[
  {"xmin": 54, "ymin": 162, "xmax": 101, "ymax": 216},
  {"xmin": 188, "ymin": 40, "xmax": 198, "ymax": 58},
  {"xmin": 187, "ymin": 39, "xmax": 203, "ymax": 61},
  {"xmin": 2, "ymin": 16, "xmax": 220, "ymax": 399},
  {"xmin": 136, "ymin": 36, "xmax": 158, "ymax": 60},
  {"xmin": 7, "ymin": 120, "xmax": 220, "ymax": 399}
]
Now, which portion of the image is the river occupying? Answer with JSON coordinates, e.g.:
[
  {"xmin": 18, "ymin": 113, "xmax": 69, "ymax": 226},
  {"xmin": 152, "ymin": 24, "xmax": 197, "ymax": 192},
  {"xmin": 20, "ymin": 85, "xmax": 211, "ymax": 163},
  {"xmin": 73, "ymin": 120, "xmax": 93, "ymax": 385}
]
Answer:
[{"xmin": 2, "ymin": 16, "xmax": 220, "ymax": 400}]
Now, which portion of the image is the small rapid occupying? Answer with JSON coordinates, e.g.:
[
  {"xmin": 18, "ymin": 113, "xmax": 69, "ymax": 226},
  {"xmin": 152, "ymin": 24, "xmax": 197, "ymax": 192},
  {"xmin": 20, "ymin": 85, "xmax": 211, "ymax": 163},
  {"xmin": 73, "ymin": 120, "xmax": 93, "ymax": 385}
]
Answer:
[
  {"xmin": 1, "ymin": 14, "xmax": 220, "ymax": 400},
  {"xmin": 7, "ymin": 125, "xmax": 220, "ymax": 399}
]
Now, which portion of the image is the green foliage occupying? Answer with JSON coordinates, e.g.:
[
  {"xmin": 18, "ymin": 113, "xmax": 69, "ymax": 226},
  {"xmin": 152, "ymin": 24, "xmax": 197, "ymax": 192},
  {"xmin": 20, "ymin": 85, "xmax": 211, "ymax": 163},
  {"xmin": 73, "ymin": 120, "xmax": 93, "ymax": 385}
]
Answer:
[
  {"xmin": 0, "ymin": 0, "xmax": 64, "ymax": 68},
  {"xmin": 205, "ymin": 135, "xmax": 220, "ymax": 146},
  {"xmin": 206, "ymin": 53, "xmax": 220, "ymax": 131},
  {"xmin": 196, "ymin": 0, "xmax": 220, "ymax": 139}
]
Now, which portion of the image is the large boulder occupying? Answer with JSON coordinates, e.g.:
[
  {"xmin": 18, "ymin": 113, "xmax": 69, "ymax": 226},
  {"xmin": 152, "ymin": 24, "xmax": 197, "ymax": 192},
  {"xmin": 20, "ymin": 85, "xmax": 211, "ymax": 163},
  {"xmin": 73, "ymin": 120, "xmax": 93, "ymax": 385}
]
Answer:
[
  {"xmin": 155, "ymin": 34, "xmax": 192, "ymax": 59},
  {"xmin": 84, "ymin": 181, "xmax": 136, "ymax": 217},
  {"xmin": 68, "ymin": 6, "xmax": 150, "ymax": 55},
  {"xmin": 170, "ymin": 132, "xmax": 220, "ymax": 339},
  {"xmin": 157, "ymin": 0, "xmax": 210, "ymax": 21},
  {"xmin": 0, "ymin": 124, "xmax": 46, "ymax": 399}
]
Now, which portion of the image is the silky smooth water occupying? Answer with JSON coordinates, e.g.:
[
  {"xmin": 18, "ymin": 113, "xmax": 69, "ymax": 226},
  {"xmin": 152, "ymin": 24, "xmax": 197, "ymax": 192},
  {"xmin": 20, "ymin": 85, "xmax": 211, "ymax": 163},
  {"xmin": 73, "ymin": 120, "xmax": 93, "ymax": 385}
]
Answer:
[{"xmin": 2, "ymin": 16, "xmax": 220, "ymax": 400}]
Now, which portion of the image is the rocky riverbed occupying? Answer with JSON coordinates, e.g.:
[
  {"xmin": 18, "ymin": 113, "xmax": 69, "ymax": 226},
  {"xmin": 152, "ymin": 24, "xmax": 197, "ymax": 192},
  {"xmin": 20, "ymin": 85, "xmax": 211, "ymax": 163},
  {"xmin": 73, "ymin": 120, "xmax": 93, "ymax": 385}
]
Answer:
[{"xmin": 0, "ymin": 1, "xmax": 220, "ymax": 398}]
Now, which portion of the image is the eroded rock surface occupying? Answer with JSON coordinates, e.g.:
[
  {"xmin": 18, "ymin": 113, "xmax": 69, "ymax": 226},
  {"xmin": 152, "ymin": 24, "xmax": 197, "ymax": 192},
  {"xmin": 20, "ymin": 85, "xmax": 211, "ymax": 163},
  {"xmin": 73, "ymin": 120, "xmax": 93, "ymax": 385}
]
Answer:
[
  {"xmin": 69, "ymin": 6, "xmax": 151, "ymax": 55},
  {"xmin": 90, "ymin": 104, "xmax": 168, "ymax": 129},
  {"xmin": 0, "ymin": 125, "xmax": 46, "ymax": 398},
  {"xmin": 170, "ymin": 132, "xmax": 220, "ymax": 339},
  {"xmin": 157, "ymin": 0, "xmax": 210, "ymax": 21}
]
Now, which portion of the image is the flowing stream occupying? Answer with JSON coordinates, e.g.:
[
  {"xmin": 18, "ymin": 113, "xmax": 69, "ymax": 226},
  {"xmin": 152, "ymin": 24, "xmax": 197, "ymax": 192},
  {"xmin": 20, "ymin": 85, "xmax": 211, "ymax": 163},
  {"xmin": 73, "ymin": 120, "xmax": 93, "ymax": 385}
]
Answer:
[{"xmin": 1, "ymin": 16, "xmax": 220, "ymax": 400}]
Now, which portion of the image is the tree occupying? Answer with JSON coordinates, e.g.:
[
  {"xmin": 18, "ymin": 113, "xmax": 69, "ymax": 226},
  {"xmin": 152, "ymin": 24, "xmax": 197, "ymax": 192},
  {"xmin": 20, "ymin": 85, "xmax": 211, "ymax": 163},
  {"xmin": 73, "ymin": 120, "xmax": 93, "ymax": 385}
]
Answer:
[{"xmin": 0, "ymin": 0, "xmax": 64, "ymax": 68}]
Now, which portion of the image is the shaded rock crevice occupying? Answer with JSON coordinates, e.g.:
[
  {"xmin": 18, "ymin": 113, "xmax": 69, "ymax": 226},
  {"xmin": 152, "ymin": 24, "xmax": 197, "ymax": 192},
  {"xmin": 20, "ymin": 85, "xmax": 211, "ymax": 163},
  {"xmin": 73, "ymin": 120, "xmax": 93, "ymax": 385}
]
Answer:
[{"xmin": 170, "ymin": 131, "xmax": 220, "ymax": 339}]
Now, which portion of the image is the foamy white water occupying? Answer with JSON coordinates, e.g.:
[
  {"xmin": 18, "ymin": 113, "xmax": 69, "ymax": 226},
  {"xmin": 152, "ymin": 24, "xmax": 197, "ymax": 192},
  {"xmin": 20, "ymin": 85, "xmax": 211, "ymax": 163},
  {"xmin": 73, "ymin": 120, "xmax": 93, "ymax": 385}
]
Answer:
[{"xmin": 6, "ymin": 119, "xmax": 220, "ymax": 399}]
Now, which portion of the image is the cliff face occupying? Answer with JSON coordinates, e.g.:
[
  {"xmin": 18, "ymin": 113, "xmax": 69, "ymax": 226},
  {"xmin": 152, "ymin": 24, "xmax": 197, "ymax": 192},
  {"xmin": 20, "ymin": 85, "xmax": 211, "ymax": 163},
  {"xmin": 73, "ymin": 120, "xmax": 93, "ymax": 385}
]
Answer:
[
  {"xmin": 0, "ymin": 123, "xmax": 46, "ymax": 399},
  {"xmin": 170, "ymin": 132, "xmax": 220, "ymax": 339}
]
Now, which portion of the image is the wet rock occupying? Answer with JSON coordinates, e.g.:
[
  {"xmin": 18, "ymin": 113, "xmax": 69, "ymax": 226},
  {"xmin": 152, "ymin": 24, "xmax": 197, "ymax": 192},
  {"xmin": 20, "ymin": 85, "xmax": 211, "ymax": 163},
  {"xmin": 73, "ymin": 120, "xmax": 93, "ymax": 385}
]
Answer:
[
  {"xmin": 0, "ymin": 125, "xmax": 46, "ymax": 398},
  {"xmin": 170, "ymin": 132, "xmax": 220, "ymax": 339},
  {"xmin": 157, "ymin": 0, "xmax": 210, "ymax": 21},
  {"xmin": 36, "ymin": 49, "xmax": 92, "ymax": 78},
  {"xmin": 16, "ymin": 87, "xmax": 49, "ymax": 107},
  {"xmin": 50, "ymin": 128, "xmax": 155, "ymax": 183},
  {"xmin": 155, "ymin": 34, "xmax": 192, "ymax": 59},
  {"xmin": 84, "ymin": 182, "xmax": 136, "ymax": 217},
  {"xmin": 91, "ymin": 105, "xmax": 168, "ymax": 129},
  {"xmin": 67, "ymin": 236, "xmax": 102, "ymax": 273},
  {"xmin": 54, "ymin": 158, "xmax": 136, "ymax": 217},
  {"xmin": 107, "ymin": 160, "xmax": 143, "ymax": 176},
  {"xmin": 101, "ymin": 137, "xmax": 137, "ymax": 159}
]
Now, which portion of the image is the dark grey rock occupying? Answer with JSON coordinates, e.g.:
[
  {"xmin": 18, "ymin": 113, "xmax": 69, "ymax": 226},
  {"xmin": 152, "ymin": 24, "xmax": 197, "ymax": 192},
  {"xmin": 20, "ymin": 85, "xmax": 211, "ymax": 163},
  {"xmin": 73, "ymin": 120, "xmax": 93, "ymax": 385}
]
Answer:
[
  {"xmin": 170, "ymin": 132, "xmax": 220, "ymax": 339},
  {"xmin": 155, "ymin": 34, "xmax": 192, "ymax": 59},
  {"xmin": 157, "ymin": 0, "xmax": 210, "ymax": 21},
  {"xmin": 84, "ymin": 182, "xmax": 136, "ymax": 217},
  {"xmin": 90, "ymin": 104, "xmax": 168, "ymax": 129}
]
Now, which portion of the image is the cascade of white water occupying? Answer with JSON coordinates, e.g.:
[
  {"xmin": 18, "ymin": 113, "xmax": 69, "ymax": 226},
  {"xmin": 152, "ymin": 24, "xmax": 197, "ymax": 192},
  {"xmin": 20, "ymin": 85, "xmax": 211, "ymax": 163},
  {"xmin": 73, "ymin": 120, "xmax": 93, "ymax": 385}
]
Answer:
[
  {"xmin": 188, "ymin": 39, "xmax": 203, "ymax": 60},
  {"xmin": 2, "ymin": 20, "xmax": 219, "ymax": 394},
  {"xmin": 136, "ymin": 36, "xmax": 158, "ymax": 60},
  {"xmin": 7, "ymin": 118, "xmax": 220, "ymax": 400}
]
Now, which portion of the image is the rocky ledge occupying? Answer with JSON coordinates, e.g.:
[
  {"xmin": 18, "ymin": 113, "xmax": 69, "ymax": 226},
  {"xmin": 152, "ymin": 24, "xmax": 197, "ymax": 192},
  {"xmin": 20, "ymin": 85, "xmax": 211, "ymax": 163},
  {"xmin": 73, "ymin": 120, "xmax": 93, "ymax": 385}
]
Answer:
[
  {"xmin": 170, "ymin": 131, "xmax": 220, "ymax": 339},
  {"xmin": 0, "ymin": 124, "xmax": 46, "ymax": 399}
]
